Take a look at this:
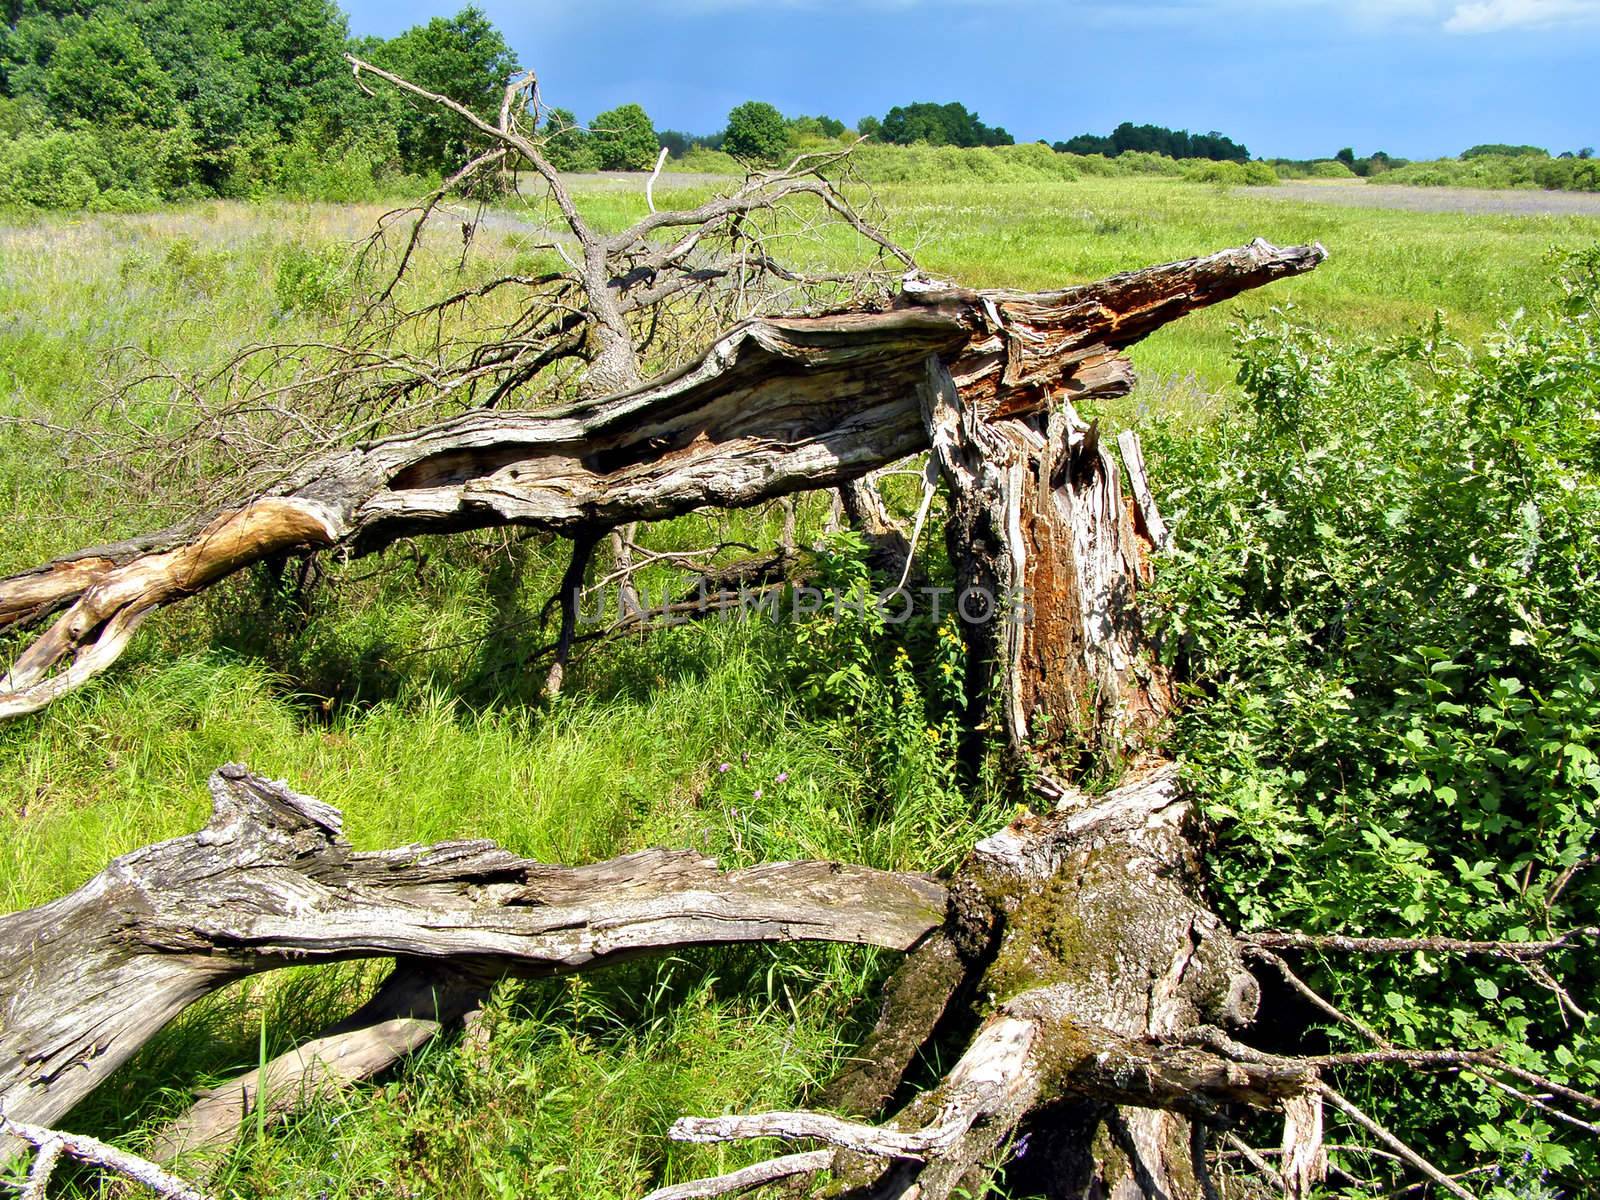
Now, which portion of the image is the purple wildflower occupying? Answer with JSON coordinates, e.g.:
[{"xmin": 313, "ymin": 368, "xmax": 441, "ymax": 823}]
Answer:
[
  {"xmin": 718, "ymin": 762, "xmax": 731, "ymax": 773},
  {"xmin": 775, "ymin": 772, "xmax": 789, "ymax": 784}
]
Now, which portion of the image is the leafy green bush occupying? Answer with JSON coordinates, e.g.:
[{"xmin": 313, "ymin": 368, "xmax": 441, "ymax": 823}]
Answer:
[
  {"xmin": 1536, "ymin": 156, "xmax": 1600, "ymax": 193},
  {"xmin": 87, "ymin": 187, "xmax": 160, "ymax": 213},
  {"xmin": 776, "ymin": 531, "xmax": 984, "ymax": 858},
  {"xmin": 1148, "ymin": 249, "xmax": 1600, "ymax": 1189},
  {"xmin": 1382, "ymin": 153, "xmax": 1599, "ymax": 192},
  {"xmin": 1183, "ymin": 159, "xmax": 1278, "ymax": 186},
  {"xmin": 273, "ymin": 241, "xmax": 350, "ymax": 314},
  {"xmin": 0, "ymin": 130, "xmax": 99, "ymax": 209},
  {"xmin": 1308, "ymin": 159, "xmax": 1356, "ymax": 179}
]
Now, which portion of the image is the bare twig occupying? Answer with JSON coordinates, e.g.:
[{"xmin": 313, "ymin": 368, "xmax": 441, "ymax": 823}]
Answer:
[
  {"xmin": 1319, "ymin": 1086, "xmax": 1476, "ymax": 1200},
  {"xmin": 0, "ymin": 1112, "xmax": 214, "ymax": 1200}
]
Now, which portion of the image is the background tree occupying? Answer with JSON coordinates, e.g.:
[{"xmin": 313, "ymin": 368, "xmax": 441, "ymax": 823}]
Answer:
[
  {"xmin": 1055, "ymin": 121, "xmax": 1248, "ymax": 161},
  {"xmin": 656, "ymin": 128, "xmax": 692, "ymax": 158},
  {"xmin": 874, "ymin": 100, "xmax": 1011, "ymax": 147},
  {"xmin": 789, "ymin": 112, "xmax": 845, "ymax": 139},
  {"xmin": 41, "ymin": 12, "xmax": 178, "ymax": 129},
  {"xmin": 541, "ymin": 106, "xmax": 597, "ymax": 171},
  {"xmin": 589, "ymin": 101, "xmax": 657, "ymax": 170},
  {"xmin": 1463, "ymin": 142, "xmax": 1548, "ymax": 158},
  {"xmin": 723, "ymin": 98, "xmax": 788, "ymax": 162},
  {"xmin": 365, "ymin": 4, "xmax": 516, "ymax": 173}
]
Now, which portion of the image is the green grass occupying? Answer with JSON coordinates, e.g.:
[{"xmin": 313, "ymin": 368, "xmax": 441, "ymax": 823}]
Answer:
[{"xmin": 1, "ymin": 176, "xmax": 1596, "ymax": 1197}]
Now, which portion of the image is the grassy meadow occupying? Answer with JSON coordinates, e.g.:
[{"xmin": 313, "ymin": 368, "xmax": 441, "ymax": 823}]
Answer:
[{"xmin": 2, "ymin": 176, "xmax": 1597, "ymax": 1197}]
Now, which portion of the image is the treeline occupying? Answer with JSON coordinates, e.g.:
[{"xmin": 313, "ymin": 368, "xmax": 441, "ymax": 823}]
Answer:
[
  {"xmin": 1053, "ymin": 122, "xmax": 1249, "ymax": 163},
  {"xmin": 544, "ymin": 101, "xmax": 855, "ymax": 172},
  {"xmin": 857, "ymin": 101, "xmax": 1012, "ymax": 148},
  {"xmin": 1314, "ymin": 143, "xmax": 1600, "ymax": 192},
  {"xmin": 0, "ymin": 0, "xmax": 518, "ymax": 209}
]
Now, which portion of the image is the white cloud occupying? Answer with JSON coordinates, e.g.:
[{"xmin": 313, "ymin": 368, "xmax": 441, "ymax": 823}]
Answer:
[{"xmin": 1444, "ymin": 0, "xmax": 1600, "ymax": 31}]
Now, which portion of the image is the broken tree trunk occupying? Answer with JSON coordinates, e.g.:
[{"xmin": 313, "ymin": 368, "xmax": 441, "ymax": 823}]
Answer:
[
  {"xmin": 0, "ymin": 240, "xmax": 1323, "ymax": 722},
  {"xmin": 660, "ymin": 768, "xmax": 1316, "ymax": 1200},
  {"xmin": 0, "ymin": 765, "xmax": 944, "ymax": 1145}
]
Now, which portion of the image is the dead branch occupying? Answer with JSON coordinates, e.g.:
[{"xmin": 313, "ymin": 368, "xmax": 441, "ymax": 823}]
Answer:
[
  {"xmin": 0, "ymin": 766, "xmax": 944, "ymax": 1138},
  {"xmin": 0, "ymin": 1112, "xmax": 212, "ymax": 1200},
  {"xmin": 0, "ymin": 240, "xmax": 1324, "ymax": 723},
  {"xmin": 1247, "ymin": 927, "xmax": 1599, "ymax": 960}
]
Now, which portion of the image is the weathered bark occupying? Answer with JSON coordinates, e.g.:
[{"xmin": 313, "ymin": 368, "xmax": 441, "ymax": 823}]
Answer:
[
  {"xmin": 0, "ymin": 239, "xmax": 1323, "ymax": 721},
  {"xmin": 0, "ymin": 765, "xmax": 945, "ymax": 1143},
  {"xmin": 657, "ymin": 770, "xmax": 1318, "ymax": 1200}
]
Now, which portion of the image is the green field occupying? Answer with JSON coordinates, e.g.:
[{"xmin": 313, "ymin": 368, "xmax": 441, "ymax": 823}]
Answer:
[{"xmin": 2, "ymin": 177, "xmax": 1597, "ymax": 1197}]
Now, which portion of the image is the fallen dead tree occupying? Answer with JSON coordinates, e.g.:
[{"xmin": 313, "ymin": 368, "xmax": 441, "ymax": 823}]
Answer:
[
  {"xmin": 0, "ymin": 55, "xmax": 1515, "ymax": 1200},
  {"xmin": 0, "ymin": 238, "xmax": 1322, "ymax": 721},
  {"xmin": 0, "ymin": 230, "xmax": 1343, "ymax": 1195}
]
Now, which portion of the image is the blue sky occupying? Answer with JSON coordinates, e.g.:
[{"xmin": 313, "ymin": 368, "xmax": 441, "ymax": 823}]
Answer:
[{"xmin": 342, "ymin": 0, "xmax": 1599, "ymax": 160}]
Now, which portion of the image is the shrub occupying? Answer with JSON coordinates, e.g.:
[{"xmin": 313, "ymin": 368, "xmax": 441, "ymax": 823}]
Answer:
[
  {"xmin": 0, "ymin": 131, "xmax": 99, "ymax": 209},
  {"xmin": 273, "ymin": 241, "xmax": 348, "ymax": 314},
  {"xmin": 1183, "ymin": 159, "xmax": 1277, "ymax": 186},
  {"xmin": 1147, "ymin": 248, "xmax": 1600, "ymax": 1186},
  {"xmin": 995, "ymin": 141, "xmax": 1081, "ymax": 181},
  {"xmin": 675, "ymin": 147, "xmax": 742, "ymax": 175},
  {"xmin": 87, "ymin": 188, "xmax": 159, "ymax": 213},
  {"xmin": 1308, "ymin": 159, "xmax": 1356, "ymax": 178}
]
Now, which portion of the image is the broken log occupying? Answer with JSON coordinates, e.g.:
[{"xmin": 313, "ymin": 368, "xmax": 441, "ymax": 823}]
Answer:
[
  {"xmin": 0, "ymin": 765, "xmax": 944, "ymax": 1141},
  {"xmin": 0, "ymin": 240, "xmax": 1323, "ymax": 721}
]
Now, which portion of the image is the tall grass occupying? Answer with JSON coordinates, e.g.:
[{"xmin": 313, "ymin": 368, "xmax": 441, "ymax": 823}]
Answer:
[{"xmin": 1, "ymin": 179, "xmax": 1597, "ymax": 1195}]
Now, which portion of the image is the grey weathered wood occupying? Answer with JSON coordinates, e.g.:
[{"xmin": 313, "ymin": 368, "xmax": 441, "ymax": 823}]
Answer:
[
  {"xmin": 1118, "ymin": 428, "xmax": 1170, "ymax": 550},
  {"xmin": 0, "ymin": 240, "xmax": 1324, "ymax": 722},
  {"xmin": 0, "ymin": 765, "xmax": 945, "ymax": 1141}
]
